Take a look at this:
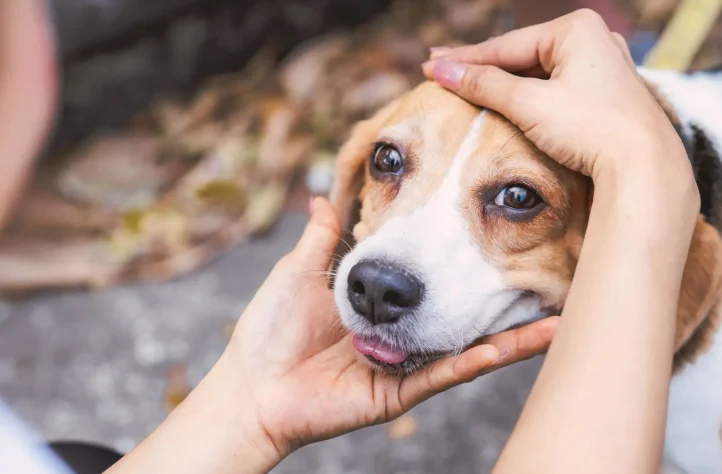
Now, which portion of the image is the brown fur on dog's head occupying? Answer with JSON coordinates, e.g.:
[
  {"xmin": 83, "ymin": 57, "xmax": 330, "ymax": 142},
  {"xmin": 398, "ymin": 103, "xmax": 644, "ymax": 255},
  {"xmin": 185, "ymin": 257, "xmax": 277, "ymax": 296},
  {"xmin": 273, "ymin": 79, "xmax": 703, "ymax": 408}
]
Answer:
[{"xmin": 330, "ymin": 80, "xmax": 722, "ymax": 370}]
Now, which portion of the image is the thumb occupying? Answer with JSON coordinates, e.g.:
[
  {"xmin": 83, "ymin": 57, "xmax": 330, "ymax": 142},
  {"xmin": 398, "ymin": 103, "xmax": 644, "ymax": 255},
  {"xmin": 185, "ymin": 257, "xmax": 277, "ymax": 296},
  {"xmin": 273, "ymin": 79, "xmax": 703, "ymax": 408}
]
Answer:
[
  {"xmin": 397, "ymin": 344, "xmax": 500, "ymax": 412},
  {"xmin": 421, "ymin": 59, "xmax": 545, "ymax": 130},
  {"xmin": 480, "ymin": 316, "xmax": 559, "ymax": 372},
  {"xmin": 291, "ymin": 197, "xmax": 342, "ymax": 271}
]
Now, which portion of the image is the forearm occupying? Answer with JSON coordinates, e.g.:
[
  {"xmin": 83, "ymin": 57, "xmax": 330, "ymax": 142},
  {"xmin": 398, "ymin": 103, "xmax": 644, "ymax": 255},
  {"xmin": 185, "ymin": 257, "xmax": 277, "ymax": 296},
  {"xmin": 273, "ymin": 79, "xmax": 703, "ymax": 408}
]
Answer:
[
  {"xmin": 105, "ymin": 356, "xmax": 283, "ymax": 474},
  {"xmin": 493, "ymin": 150, "xmax": 699, "ymax": 474},
  {"xmin": 0, "ymin": 0, "xmax": 57, "ymax": 231}
]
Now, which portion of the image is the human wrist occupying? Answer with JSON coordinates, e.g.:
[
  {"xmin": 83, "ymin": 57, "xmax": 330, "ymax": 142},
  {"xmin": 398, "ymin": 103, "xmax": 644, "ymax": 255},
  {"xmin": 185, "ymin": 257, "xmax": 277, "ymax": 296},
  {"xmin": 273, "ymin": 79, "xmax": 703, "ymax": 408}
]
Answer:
[
  {"xmin": 593, "ymin": 137, "xmax": 699, "ymax": 222},
  {"xmin": 585, "ymin": 140, "xmax": 699, "ymax": 309},
  {"xmin": 202, "ymin": 354, "xmax": 288, "ymax": 473},
  {"xmin": 107, "ymin": 356, "xmax": 285, "ymax": 474}
]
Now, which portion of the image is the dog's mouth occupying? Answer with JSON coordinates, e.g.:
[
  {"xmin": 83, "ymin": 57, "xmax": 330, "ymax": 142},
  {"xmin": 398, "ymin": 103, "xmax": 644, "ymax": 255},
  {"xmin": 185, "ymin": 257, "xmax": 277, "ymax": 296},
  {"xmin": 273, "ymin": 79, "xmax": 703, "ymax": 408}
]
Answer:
[{"xmin": 352, "ymin": 334, "xmax": 450, "ymax": 374}]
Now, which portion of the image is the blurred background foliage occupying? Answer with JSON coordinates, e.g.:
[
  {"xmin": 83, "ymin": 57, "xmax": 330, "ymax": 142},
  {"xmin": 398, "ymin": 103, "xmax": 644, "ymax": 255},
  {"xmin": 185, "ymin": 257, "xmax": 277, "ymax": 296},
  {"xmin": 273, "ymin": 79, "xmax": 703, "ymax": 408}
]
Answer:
[{"xmin": 2, "ymin": 0, "xmax": 718, "ymax": 298}]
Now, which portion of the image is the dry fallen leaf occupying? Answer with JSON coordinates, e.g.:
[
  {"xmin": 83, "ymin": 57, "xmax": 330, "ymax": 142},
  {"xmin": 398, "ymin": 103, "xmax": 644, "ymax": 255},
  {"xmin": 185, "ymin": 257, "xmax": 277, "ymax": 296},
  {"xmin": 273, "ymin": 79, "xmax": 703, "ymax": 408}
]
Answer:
[
  {"xmin": 388, "ymin": 414, "xmax": 418, "ymax": 440},
  {"xmin": 222, "ymin": 319, "xmax": 237, "ymax": 341},
  {"xmin": 196, "ymin": 179, "xmax": 247, "ymax": 214},
  {"xmin": 443, "ymin": 0, "xmax": 502, "ymax": 35},
  {"xmin": 279, "ymin": 33, "xmax": 350, "ymax": 104},
  {"xmin": 11, "ymin": 188, "xmax": 117, "ymax": 234},
  {"xmin": 57, "ymin": 133, "xmax": 174, "ymax": 210},
  {"xmin": 342, "ymin": 72, "xmax": 412, "ymax": 115},
  {"xmin": 163, "ymin": 365, "xmax": 192, "ymax": 412},
  {"xmin": 245, "ymin": 184, "xmax": 288, "ymax": 233},
  {"xmin": 0, "ymin": 236, "xmax": 122, "ymax": 294}
]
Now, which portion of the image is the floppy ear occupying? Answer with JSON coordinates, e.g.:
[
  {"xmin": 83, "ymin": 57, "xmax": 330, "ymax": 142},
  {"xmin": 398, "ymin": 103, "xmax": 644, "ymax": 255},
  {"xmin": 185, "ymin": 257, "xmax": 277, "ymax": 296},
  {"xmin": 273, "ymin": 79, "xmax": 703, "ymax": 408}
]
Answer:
[
  {"xmin": 329, "ymin": 118, "xmax": 375, "ymax": 237},
  {"xmin": 329, "ymin": 98, "xmax": 398, "ymax": 238},
  {"xmin": 674, "ymin": 215, "xmax": 722, "ymax": 351},
  {"xmin": 326, "ymin": 99, "xmax": 401, "ymax": 289},
  {"xmin": 326, "ymin": 117, "xmax": 383, "ymax": 288}
]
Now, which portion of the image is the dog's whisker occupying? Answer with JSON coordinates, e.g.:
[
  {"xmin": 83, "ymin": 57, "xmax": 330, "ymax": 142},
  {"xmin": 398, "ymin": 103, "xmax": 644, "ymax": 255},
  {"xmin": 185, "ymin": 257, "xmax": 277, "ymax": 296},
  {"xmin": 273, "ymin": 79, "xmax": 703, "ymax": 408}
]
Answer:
[
  {"xmin": 492, "ymin": 129, "xmax": 524, "ymax": 160},
  {"xmin": 294, "ymin": 269, "xmax": 337, "ymax": 277},
  {"xmin": 289, "ymin": 280, "xmax": 321, "ymax": 312},
  {"xmin": 328, "ymin": 317, "xmax": 347, "ymax": 336},
  {"xmin": 455, "ymin": 329, "xmax": 465, "ymax": 358},
  {"xmin": 337, "ymin": 237, "xmax": 354, "ymax": 252}
]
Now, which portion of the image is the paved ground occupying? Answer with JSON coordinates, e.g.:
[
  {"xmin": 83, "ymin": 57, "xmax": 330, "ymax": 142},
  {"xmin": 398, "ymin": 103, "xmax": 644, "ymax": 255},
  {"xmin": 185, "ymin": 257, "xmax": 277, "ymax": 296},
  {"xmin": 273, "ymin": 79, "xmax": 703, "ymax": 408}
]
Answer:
[{"xmin": 0, "ymin": 210, "xmax": 541, "ymax": 473}]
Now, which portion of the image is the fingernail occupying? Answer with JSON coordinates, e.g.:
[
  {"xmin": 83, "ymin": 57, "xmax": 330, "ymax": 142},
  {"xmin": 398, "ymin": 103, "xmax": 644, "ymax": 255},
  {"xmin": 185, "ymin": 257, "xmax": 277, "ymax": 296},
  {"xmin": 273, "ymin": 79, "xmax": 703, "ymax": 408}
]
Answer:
[
  {"xmin": 308, "ymin": 196, "xmax": 316, "ymax": 216},
  {"xmin": 431, "ymin": 59, "xmax": 468, "ymax": 91},
  {"xmin": 429, "ymin": 46, "xmax": 451, "ymax": 58}
]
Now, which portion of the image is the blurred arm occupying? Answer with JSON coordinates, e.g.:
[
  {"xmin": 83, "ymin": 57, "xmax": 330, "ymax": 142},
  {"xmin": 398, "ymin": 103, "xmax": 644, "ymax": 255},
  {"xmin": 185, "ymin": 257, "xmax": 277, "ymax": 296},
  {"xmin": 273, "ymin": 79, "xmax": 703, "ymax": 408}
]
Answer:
[{"xmin": 0, "ymin": 0, "xmax": 58, "ymax": 233}]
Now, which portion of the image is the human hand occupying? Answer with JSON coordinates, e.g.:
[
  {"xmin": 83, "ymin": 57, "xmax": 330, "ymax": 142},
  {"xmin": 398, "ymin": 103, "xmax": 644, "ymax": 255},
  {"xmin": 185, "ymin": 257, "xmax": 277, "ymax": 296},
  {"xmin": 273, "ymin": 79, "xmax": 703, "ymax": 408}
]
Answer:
[
  {"xmin": 217, "ymin": 197, "xmax": 558, "ymax": 468},
  {"xmin": 421, "ymin": 9, "xmax": 689, "ymax": 182}
]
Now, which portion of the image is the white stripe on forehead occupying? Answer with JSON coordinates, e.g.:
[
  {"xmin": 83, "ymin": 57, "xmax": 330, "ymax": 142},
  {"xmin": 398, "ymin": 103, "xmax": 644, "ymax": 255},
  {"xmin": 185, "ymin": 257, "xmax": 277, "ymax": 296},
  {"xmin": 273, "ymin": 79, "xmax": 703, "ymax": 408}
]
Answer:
[{"xmin": 433, "ymin": 110, "xmax": 487, "ymax": 203}]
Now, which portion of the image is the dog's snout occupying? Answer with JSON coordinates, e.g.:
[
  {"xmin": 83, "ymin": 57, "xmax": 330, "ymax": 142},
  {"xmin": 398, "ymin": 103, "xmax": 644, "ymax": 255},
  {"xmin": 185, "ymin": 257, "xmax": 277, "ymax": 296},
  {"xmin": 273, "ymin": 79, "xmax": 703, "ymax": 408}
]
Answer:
[{"xmin": 346, "ymin": 260, "xmax": 423, "ymax": 325}]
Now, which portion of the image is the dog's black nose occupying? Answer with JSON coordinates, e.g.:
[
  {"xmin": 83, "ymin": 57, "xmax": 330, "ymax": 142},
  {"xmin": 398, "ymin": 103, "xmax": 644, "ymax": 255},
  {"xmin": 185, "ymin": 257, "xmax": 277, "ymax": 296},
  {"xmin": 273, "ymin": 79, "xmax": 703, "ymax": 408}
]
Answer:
[{"xmin": 347, "ymin": 260, "xmax": 423, "ymax": 325}]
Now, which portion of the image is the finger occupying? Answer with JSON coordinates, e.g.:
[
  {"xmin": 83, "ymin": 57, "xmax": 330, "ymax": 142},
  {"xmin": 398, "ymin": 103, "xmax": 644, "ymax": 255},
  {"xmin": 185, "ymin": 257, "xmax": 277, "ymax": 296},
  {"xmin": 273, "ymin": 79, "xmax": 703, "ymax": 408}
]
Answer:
[
  {"xmin": 481, "ymin": 316, "xmax": 560, "ymax": 371},
  {"xmin": 291, "ymin": 197, "xmax": 342, "ymax": 271},
  {"xmin": 398, "ymin": 344, "xmax": 500, "ymax": 408},
  {"xmin": 429, "ymin": 46, "xmax": 452, "ymax": 59},
  {"xmin": 518, "ymin": 65, "xmax": 549, "ymax": 79},
  {"xmin": 429, "ymin": 33, "xmax": 555, "ymax": 74},
  {"xmin": 430, "ymin": 45, "xmax": 550, "ymax": 80},
  {"xmin": 422, "ymin": 60, "xmax": 546, "ymax": 128},
  {"xmin": 427, "ymin": 9, "xmax": 610, "ymax": 74}
]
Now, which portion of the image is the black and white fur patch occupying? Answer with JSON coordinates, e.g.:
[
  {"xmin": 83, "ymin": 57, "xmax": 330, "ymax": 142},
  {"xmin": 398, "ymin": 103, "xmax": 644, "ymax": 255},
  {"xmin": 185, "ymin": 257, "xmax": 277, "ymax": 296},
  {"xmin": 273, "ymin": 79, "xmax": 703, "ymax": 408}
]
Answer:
[
  {"xmin": 637, "ymin": 65, "xmax": 722, "ymax": 474},
  {"xmin": 642, "ymin": 66, "xmax": 722, "ymax": 232}
]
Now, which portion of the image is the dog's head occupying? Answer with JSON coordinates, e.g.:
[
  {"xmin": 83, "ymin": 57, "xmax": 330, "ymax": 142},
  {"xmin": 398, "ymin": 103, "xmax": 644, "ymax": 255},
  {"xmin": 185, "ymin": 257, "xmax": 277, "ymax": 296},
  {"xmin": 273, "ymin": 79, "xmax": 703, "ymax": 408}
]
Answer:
[{"xmin": 330, "ymin": 81, "xmax": 722, "ymax": 373}]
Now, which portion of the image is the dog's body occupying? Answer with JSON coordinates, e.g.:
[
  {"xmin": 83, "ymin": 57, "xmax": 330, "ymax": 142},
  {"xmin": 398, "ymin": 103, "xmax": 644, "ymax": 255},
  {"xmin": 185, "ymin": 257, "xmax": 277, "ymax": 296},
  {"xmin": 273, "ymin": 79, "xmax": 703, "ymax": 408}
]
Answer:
[
  {"xmin": 640, "ymin": 68, "xmax": 722, "ymax": 474},
  {"xmin": 329, "ymin": 66, "xmax": 722, "ymax": 473}
]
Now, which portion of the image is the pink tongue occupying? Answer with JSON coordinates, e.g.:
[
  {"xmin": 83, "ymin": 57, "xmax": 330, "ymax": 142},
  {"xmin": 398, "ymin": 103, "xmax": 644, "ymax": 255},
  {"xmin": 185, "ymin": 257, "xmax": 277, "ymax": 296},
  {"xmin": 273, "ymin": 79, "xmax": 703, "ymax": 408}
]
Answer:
[{"xmin": 353, "ymin": 335, "xmax": 408, "ymax": 364}]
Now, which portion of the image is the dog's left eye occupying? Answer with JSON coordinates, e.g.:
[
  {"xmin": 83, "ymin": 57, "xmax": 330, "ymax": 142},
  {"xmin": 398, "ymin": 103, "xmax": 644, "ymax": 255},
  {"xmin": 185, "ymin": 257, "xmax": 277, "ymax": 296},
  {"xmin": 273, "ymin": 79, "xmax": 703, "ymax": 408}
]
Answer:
[
  {"xmin": 372, "ymin": 144, "xmax": 404, "ymax": 175},
  {"xmin": 494, "ymin": 185, "xmax": 541, "ymax": 209}
]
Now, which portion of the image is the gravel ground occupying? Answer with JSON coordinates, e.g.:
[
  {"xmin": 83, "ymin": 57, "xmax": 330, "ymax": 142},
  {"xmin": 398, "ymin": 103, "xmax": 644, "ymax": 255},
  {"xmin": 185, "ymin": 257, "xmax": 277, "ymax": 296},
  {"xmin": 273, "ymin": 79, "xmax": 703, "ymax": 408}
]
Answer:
[{"xmin": 0, "ymin": 210, "xmax": 541, "ymax": 473}]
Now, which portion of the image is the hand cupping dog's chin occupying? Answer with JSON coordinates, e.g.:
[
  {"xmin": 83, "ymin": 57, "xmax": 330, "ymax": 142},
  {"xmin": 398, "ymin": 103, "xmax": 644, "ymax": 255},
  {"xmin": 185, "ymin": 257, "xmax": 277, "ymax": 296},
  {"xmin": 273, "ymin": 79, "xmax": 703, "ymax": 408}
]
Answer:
[{"xmin": 351, "ymin": 333, "xmax": 469, "ymax": 374}]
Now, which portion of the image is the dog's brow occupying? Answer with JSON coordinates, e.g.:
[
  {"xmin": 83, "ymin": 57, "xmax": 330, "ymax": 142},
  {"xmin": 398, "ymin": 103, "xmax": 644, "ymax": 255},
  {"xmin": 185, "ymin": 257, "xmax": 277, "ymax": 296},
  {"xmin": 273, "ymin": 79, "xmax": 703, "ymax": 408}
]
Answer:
[
  {"xmin": 378, "ymin": 123, "xmax": 418, "ymax": 143},
  {"xmin": 418, "ymin": 102, "xmax": 427, "ymax": 121},
  {"xmin": 496, "ymin": 129, "xmax": 524, "ymax": 157}
]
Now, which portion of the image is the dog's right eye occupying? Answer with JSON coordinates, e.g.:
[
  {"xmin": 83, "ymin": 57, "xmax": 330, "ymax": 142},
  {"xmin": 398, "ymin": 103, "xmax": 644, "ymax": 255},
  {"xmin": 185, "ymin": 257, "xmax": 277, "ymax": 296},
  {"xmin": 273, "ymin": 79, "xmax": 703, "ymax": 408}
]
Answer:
[{"xmin": 372, "ymin": 144, "xmax": 404, "ymax": 175}]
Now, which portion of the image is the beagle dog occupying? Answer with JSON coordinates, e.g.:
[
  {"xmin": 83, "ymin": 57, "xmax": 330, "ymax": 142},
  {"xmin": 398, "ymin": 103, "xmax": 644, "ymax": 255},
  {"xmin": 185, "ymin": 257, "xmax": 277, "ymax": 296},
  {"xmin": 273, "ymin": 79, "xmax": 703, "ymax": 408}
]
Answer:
[{"xmin": 328, "ymin": 66, "xmax": 722, "ymax": 474}]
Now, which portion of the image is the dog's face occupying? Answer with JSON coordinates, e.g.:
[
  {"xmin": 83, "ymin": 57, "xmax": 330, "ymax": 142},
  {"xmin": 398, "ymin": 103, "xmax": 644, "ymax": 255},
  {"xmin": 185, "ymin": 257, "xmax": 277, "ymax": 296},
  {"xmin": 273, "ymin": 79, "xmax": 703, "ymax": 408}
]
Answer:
[{"xmin": 330, "ymin": 81, "xmax": 722, "ymax": 373}]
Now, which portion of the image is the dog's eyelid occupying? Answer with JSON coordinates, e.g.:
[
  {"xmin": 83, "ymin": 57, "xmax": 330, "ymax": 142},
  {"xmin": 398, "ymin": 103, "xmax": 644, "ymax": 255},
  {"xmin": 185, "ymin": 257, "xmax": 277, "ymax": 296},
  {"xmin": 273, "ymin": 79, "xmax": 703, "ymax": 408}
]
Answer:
[
  {"xmin": 372, "ymin": 136, "xmax": 407, "ymax": 152},
  {"xmin": 371, "ymin": 140, "xmax": 394, "ymax": 153}
]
